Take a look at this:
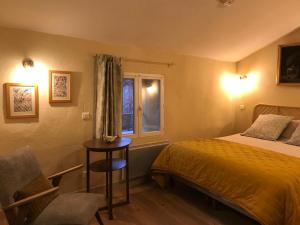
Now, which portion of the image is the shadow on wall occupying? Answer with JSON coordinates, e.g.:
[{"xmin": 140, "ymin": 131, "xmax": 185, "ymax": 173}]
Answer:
[
  {"xmin": 39, "ymin": 144, "xmax": 85, "ymax": 193},
  {"xmin": 216, "ymin": 122, "xmax": 237, "ymax": 138}
]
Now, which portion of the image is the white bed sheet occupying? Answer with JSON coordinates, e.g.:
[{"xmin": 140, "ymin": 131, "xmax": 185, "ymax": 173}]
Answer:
[{"xmin": 218, "ymin": 134, "xmax": 300, "ymax": 159}]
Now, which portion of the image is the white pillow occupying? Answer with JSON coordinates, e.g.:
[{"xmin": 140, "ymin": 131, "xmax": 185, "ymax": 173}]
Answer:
[{"xmin": 241, "ymin": 114, "xmax": 292, "ymax": 141}]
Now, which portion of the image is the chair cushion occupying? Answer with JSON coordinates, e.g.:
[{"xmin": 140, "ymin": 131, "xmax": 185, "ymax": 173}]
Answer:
[
  {"xmin": 0, "ymin": 146, "xmax": 42, "ymax": 207},
  {"xmin": 14, "ymin": 174, "xmax": 58, "ymax": 224},
  {"xmin": 33, "ymin": 193, "xmax": 103, "ymax": 225}
]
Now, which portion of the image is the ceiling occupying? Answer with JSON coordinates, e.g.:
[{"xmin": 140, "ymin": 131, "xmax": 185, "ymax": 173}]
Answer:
[{"xmin": 0, "ymin": 0, "xmax": 300, "ymax": 62}]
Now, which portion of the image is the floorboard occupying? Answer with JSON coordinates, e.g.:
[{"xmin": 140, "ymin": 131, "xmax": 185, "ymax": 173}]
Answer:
[{"xmin": 93, "ymin": 181, "xmax": 260, "ymax": 225}]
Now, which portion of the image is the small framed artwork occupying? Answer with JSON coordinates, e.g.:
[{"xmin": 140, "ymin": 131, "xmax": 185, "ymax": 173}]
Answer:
[
  {"xmin": 278, "ymin": 44, "xmax": 300, "ymax": 85},
  {"xmin": 4, "ymin": 83, "xmax": 39, "ymax": 119},
  {"xmin": 49, "ymin": 70, "xmax": 72, "ymax": 103}
]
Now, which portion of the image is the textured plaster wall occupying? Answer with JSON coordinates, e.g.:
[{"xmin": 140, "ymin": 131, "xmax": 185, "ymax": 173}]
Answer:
[
  {"xmin": 0, "ymin": 27, "xmax": 236, "ymax": 192},
  {"xmin": 236, "ymin": 27, "xmax": 300, "ymax": 132}
]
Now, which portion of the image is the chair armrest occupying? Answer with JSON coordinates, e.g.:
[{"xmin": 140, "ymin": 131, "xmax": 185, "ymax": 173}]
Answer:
[
  {"xmin": 47, "ymin": 164, "xmax": 83, "ymax": 180},
  {"xmin": 47, "ymin": 164, "xmax": 83, "ymax": 186},
  {"xmin": 3, "ymin": 187, "xmax": 59, "ymax": 211}
]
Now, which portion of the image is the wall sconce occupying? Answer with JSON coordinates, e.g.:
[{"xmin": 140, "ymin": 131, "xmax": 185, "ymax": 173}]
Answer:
[
  {"xmin": 221, "ymin": 72, "xmax": 258, "ymax": 98},
  {"xmin": 12, "ymin": 59, "xmax": 49, "ymax": 93},
  {"xmin": 218, "ymin": 0, "xmax": 235, "ymax": 7},
  {"xmin": 22, "ymin": 58, "xmax": 34, "ymax": 69},
  {"xmin": 239, "ymin": 74, "xmax": 247, "ymax": 80}
]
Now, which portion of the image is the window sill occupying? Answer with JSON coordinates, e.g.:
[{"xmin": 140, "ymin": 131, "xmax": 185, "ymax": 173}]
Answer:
[{"xmin": 122, "ymin": 132, "xmax": 168, "ymax": 149}]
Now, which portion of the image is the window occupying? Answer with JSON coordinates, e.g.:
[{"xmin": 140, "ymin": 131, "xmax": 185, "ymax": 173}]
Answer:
[
  {"xmin": 122, "ymin": 79, "xmax": 135, "ymax": 135},
  {"xmin": 122, "ymin": 73, "xmax": 164, "ymax": 137},
  {"xmin": 141, "ymin": 79, "xmax": 161, "ymax": 132}
]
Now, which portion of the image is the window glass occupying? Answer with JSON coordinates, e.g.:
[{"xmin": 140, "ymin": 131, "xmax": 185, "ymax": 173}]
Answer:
[
  {"xmin": 141, "ymin": 79, "xmax": 161, "ymax": 132},
  {"xmin": 122, "ymin": 79, "xmax": 134, "ymax": 134}
]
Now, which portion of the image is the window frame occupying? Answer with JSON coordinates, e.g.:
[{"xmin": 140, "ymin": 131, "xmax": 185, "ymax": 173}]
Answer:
[
  {"xmin": 122, "ymin": 74, "xmax": 139, "ymax": 138},
  {"xmin": 122, "ymin": 73, "xmax": 165, "ymax": 138}
]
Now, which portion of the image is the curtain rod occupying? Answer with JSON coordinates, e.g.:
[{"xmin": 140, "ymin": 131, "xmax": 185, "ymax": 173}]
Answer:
[
  {"xmin": 95, "ymin": 55, "xmax": 174, "ymax": 67},
  {"xmin": 122, "ymin": 58, "xmax": 174, "ymax": 67}
]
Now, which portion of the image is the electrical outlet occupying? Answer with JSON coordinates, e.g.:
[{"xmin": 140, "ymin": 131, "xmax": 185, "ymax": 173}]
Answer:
[
  {"xmin": 82, "ymin": 112, "xmax": 90, "ymax": 120},
  {"xmin": 240, "ymin": 105, "xmax": 245, "ymax": 110}
]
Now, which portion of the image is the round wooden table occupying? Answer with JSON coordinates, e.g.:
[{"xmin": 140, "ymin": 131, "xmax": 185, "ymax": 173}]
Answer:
[{"xmin": 83, "ymin": 137, "xmax": 132, "ymax": 220}]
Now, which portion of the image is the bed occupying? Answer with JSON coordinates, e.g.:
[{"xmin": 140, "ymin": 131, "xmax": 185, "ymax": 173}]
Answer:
[{"xmin": 151, "ymin": 104, "xmax": 300, "ymax": 225}]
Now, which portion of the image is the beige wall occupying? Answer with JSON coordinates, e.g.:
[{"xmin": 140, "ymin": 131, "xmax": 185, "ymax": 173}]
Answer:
[
  {"xmin": 236, "ymin": 27, "xmax": 300, "ymax": 132},
  {"xmin": 0, "ymin": 27, "xmax": 236, "ymax": 192}
]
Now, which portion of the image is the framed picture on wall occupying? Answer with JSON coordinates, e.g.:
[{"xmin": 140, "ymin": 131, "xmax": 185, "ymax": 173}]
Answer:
[
  {"xmin": 49, "ymin": 70, "xmax": 72, "ymax": 103},
  {"xmin": 278, "ymin": 44, "xmax": 300, "ymax": 85},
  {"xmin": 4, "ymin": 83, "xmax": 39, "ymax": 119}
]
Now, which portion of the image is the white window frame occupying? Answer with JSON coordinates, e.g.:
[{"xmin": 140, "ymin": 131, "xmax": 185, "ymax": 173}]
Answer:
[{"xmin": 122, "ymin": 73, "xmax": 165, "ymax": 138}]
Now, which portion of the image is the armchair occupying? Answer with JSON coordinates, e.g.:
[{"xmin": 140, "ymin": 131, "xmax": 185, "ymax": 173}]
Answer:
[{"xmin": 0, "ymin": 146, "xmax": 104, "ymax": 225}]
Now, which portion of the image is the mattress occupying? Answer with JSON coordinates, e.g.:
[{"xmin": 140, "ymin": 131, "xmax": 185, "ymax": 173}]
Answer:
[{"xmin": 219, "ymin": 134, "xmax": 300, "ymax": 158}]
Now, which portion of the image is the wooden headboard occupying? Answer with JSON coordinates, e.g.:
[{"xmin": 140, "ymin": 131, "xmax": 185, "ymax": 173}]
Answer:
[{"xmin": 253, "ymin": 104, "xmax": 300, "ymax": 122}]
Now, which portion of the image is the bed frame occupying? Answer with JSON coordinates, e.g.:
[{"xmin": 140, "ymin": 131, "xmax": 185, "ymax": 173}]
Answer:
[
  {"xmin": 170, "ymin": 104, "xmax": 300, "ymax": 223},
  {"xmin": 253, "ymin": 104, "xmax": 300, "ymax": 121},
  {"xmin": 171, "ymin": 175, "xmax": 258, "ymax": 221}
]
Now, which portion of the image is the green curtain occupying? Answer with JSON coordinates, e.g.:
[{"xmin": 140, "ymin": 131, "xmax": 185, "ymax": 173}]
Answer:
[{"xmin": 94, "ymin": 54, "xmax": 123, "ymax": 139}]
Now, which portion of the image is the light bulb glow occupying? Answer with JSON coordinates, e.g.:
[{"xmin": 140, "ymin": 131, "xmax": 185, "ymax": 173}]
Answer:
[
  {"xmin": 220, "ymin": 71, "xmax": 260, "ymax": 98},
  {"xmin": 11, "ymin": 61, "xmax": 49, "ymax": 96}
]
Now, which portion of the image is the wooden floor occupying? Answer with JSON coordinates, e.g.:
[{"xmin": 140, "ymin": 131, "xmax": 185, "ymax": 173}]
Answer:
[{"xmin": 93, "ymin": 181, "xmax": 260, "ymax": 225}]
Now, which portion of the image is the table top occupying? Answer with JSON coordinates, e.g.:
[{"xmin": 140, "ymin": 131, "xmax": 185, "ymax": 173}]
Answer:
[{"xmin": 83, "ymin": 137, "xmax": 132, "ymax": 152}]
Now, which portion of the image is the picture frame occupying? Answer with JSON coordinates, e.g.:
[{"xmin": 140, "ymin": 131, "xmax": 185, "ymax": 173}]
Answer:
[
  {"xmin": 277, "ymin": 44, "xmax": 300, "ymax": 85},
  {"xmin": 49, "ymin": 70, "xmax": 72, "ymax": 103},
  {"xmin": 4, "ymin": 83, "xmax": 39, "ymax": 119}
]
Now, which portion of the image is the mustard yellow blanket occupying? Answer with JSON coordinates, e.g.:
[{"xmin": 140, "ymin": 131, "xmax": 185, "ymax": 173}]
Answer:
[{"xmin": 151, "ymin": 138, "xmax": 300, "ymax": 225}]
